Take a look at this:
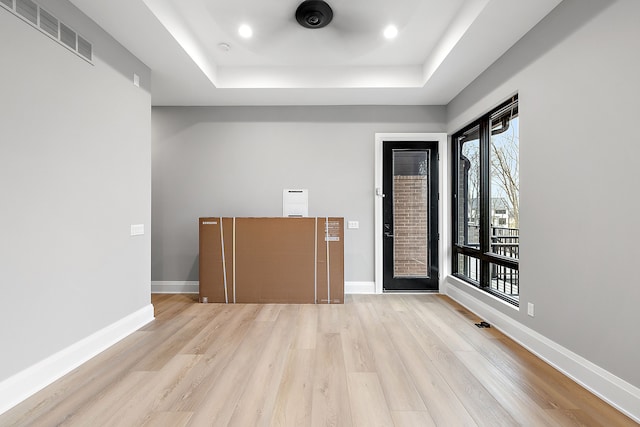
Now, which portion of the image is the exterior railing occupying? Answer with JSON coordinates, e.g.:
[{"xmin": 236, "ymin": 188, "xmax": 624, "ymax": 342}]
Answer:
[
  {"xmin": 492, "ymin": 226, "xmax": 519, "ymax": 258},
  {"xmin": 459, "ymin": 226, "xmax": 519, "ymax": 299},
  {"xmin": 490, "ymin": 226, "xmax": 519, "ymax": 298}
]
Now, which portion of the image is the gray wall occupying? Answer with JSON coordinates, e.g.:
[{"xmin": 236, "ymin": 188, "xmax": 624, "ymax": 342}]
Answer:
[
  {"xmin": 0, "ymin": 0, "xmax": 151, "ymax": 381},
  {"xmin": 447, "ymin": 0, "xmax": 640, "ymax": 388},
  {"xmin": 152, "ymin": 106, "xmax": 445, "ymax": 282}
]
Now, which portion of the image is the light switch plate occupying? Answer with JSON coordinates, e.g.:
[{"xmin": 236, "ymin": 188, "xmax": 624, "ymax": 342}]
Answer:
[
  {"xmin": 347, "ymin": 221, "xmax": 359, "ymax": 229},
  {"xmin": 130, "ymin": 224, "xmax": 144, "ymax": 236},
  {"xmin": 527, "ymin": 302, "xmax": 535, "ymax": 317}
]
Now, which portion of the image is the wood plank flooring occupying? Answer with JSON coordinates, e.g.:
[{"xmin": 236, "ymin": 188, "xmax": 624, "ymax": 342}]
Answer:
[{"xmin": 1, "ymin": 294, "xmax": 637, "ymax": 426}]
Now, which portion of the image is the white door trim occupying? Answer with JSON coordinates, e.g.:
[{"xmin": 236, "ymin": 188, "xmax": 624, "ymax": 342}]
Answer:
[{"xmin": 374, "ymin": 133, "xmax": 450, "ymax": 294}]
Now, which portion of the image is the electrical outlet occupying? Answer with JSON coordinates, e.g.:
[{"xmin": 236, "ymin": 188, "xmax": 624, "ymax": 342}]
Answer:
[{"xmin": 527, "ymin": 302, "xmax": 535, "ymax": 317}]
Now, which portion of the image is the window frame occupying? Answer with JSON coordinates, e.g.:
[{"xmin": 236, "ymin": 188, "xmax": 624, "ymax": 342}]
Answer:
[{"xmin": 451, "ymin": 95, "xmax": 519, "ymax": 306}]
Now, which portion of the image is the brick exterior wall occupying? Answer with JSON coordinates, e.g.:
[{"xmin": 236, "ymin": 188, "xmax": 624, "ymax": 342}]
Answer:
[{"xmin": 393, "ymin": 175, "xmax": 428, "ymax": 277}]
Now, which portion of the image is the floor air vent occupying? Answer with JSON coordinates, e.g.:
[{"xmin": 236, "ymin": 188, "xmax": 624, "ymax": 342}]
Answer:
[{"xmin": 1, "ymin": 0, "xmax": 93, "ymax": 63}]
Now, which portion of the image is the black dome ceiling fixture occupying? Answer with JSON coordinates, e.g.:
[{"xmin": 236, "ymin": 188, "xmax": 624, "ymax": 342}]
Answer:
[{"xmin": 295, "ymin": 0, "xmax": 333, "ymax": 29}]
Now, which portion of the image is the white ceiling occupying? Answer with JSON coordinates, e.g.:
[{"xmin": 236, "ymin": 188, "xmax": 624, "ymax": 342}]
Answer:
[{"xmin": 68, "ymin": 0, "xmax": 562, "ymax": 106}]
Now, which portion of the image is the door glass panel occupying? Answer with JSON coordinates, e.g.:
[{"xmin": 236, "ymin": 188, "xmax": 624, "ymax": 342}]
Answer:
[
  {"xmin": 457, "ymin": 126, "xmax": 480, "ymax": 249},
  {"xmin": 490, "ymin": 106, "xmax": 519, "ymax": 259},
  {"xmin": 392, "ymin": 150, "xmax": 429, "ymax": 278}
]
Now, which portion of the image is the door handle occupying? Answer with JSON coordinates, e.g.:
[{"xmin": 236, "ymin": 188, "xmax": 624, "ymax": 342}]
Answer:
[{"xmin": 384, "ymin": 232, "xmax": 394, "ymax": 238}]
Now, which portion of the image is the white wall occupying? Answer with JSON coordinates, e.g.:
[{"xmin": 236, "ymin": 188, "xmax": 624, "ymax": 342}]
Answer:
[
  {"xmin": 152, "ymin": 106, "xmax": 445, "ymax": 283},
  {"xmin": 0, "ymin": 0, "xmax": 151, "ymax": 386},
  {"xmin": 447, "ymin": 0, "xmax": 640, "ymax": 391}
]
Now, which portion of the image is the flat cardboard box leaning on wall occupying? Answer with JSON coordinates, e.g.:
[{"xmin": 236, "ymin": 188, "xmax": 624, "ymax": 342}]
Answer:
[{"xmin": 199, "ymin": 217, "xmax": 344, "ymax": 304}]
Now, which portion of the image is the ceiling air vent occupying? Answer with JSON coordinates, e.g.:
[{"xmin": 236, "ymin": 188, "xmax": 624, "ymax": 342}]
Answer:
[
  {"xmin": 15, "ymin": 0, "xmax": 36, "ymax": 24},
  {"xmin": 39, "ymin": 8, "xmax": 58, "ymax": 38},
  {"xmin": 59, "ymin": 22, "xmax": 77, "ymax": 50},
  {"xmin": 0, "ymin": 0, "xmax": 14, "ymax": 9}
]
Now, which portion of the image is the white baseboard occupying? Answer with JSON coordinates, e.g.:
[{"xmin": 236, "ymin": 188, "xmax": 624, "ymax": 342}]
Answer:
[
  {"xmin": 151, "ymin": 281, "xmax": 199, "ymax": 294},
  {"xmin": 444, "ymin": 277, "xmax": 640, "ymax": 423},
  {"xmin": 345, "ymin": 281, "xmax": 375, "ymax": 294},
  {"xmin": 0, "ymin": 304, "xmax": 154, "ymax": 416},
  {"xmin": 151, "ymin": 281, "xmax": 376, "ymax": 296}
]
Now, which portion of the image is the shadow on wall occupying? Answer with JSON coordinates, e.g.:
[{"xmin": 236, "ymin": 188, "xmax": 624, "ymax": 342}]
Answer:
[
  {"xmin": 152, "ymin": 105, "xmax": 446, "ymax": 140},
  {"xmin": 31, "ymin": 0, "xmax": 152, "ymax": 95},
  {"xmin": 451, "ymin": 0, "xmax": 614, "ymax": 114},
  {"xmin": 189, "ymin": 255, "xmax": 199, "ymax": 282}
]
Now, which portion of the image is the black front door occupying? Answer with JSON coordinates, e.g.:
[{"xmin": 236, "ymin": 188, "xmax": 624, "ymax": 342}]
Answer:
[{"xmin": 383, "ymin": 141, "xmax": 439, "ymax": 291}]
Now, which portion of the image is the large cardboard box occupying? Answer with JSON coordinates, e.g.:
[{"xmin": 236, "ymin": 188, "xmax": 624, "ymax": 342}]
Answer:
[{"xmin": 199, "ymin": 217, "xmax": 344, "ymax": 304}]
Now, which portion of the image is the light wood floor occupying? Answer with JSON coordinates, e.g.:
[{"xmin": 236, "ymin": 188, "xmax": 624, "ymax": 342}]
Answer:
[{"xmin": 1, "ymin": 294, "xmax": 636, "ymax": 426}]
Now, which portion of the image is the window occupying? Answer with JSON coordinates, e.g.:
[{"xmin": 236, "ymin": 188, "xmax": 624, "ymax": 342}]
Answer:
[{"xmin": 452, "ymin": 95, "xmax": 519, "ymax": 305}]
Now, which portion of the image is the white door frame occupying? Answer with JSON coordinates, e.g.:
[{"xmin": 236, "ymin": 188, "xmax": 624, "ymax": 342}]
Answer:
[{"xmin": 374, "ymin": 133, "xmax": 450, "ymax": 294}]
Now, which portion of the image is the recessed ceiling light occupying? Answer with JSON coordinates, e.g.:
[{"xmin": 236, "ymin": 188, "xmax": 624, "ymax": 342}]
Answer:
[
  {"xmin": 218, "ymin": 42, "xmax": 231, "ymax": 51},
  {"xmin": 384, "ymin": 25, "xmax": 398, "ymax": 39},
  {"xmin": 238, "ymin": 24, "xmax": 253, "ymax": 39}
]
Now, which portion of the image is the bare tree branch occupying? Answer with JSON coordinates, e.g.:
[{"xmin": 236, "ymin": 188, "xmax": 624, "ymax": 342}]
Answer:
[{"xmin": 491, "ymin": 124, "xmax": 519, "ymax": 227}]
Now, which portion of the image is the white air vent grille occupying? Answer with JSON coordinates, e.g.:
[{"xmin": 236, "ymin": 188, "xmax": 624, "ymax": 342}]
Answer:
[
  {"xmin": 1, "ymin": 0, "xmax": 93, "ymax": 64},
  {"xmin": 77, "ymin": 35, "xmax": 92, "ymax": 60},
  {"xmin": 15, "ymin": 0, "xmax": 36, "ymax": 24},
  {"xmin": 59, "ymin": 23, "xmax": 76, "ymax": 50},
  {"xmin": 39, "ymin": 8, "xmax": 58, "ymax": 38}
]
